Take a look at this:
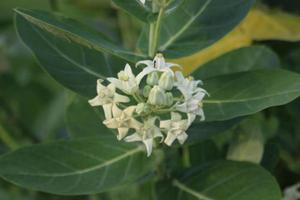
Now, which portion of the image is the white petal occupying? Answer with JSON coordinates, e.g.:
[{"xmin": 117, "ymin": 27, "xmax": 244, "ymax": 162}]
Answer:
[
  {"xmin": 103, "ymin": 118, "xmax": 118, "ymax": 129},
  {"xmin": 136, "ymin": 67, "xmax": 155, "ymax": 84},
  {"xmin": 187, "ymin": 113, "xmax": 196, "ymax": 125},
  {"xmin": 177, "ymin": 132, "xmax": 188, "ymax": 145},
  {"xmin": 129, "ymin": 118, "xmax": 142, "ymax": 130},
  {"xmin": 112, "ymin": 104, "xmax": 122, "ymax": 117},
  {"xmin": 171, "ymin": 112, "xmax": 182, "ymax": 121},
  {"xmin": 96, "ymin": 79, "xmax": 105, "ymax": 94},
  {"xmin": 117, "ymin": 128, "xmax": 129, "ymax": 140},
  {"xmin": 124, "ymin": 133, "xmax": 141, "ymax": 142},
  {"xmin": 160, "ymin": 120, "xmax": 171, "ymax": 129},
  {"xmin": 139, "ymin": 0, "xmax": 146, "ymax": 4},
  {"xmin": 143, "ymin": 139, "xmax": 153, "ymax": 157},
  {"xmin": 102, "ymin": 104, "xmax": 112, "ymax": 119},
  {"xmin": 164, "ymin": 133, "xmax": 177, "ymax": 146},
  {"xmin": 136, "ymin": 60, "xmax": 153, "ymax": 68},
  {"xmin": 124, "ymin": 106, "xmax": 136, "ymax": 116},
  {"xmin": 88, "ymin": 96, "xmax": 103, "ymax": 107},
  {"xmin": 114, "ymin": 93, "xmax": 130, "ymax": 103}
]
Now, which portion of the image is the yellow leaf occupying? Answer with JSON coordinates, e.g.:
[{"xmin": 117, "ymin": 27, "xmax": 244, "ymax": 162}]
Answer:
[
  {"xmin": 242, "ymin": 7, "xmax": 300, "ymax": 41},
  {"xmin": 172, "ymin": 6, "xmax": 300, "ymax": 75},
  {"xmin": 171, "ymin": 28, "xmax": 252, "ymax": 75}
]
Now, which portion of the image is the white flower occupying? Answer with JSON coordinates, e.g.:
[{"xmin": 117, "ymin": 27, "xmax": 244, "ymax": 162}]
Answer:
[
  {"xmin": 176, "ymin": 92, "xmax": 206, "ymax": 125},
  {"xmin": 136, "ymin": 53, "xmax": 180, "ymax": 82},
  {"xmin": 124, "ymin": 117, "xmax": 163, "ymax": 156},
  {"xmin": 103, "ymin": 105, "xmax": 142, "ymax": 140},
  {"xmin": 284, "ymin": 183, "xmax": 300, "ymax": 200},
  {"xmin": 107, "ymin": 64, "xmax": 140, "ymax": 95},
  {"xmin": 88, "ymin": 80, "xmax": 130, "ymax": 119},
  {"xmin": 160, "ymin": 112, "xmax": 189, "ymax": 146},
  {"xmin": 175, "ymin": 71, "xmax": 206, "ymax": 99},
  {"xmin": 139, "ymin": 0, "xmax": 146, "ymax": 4}
]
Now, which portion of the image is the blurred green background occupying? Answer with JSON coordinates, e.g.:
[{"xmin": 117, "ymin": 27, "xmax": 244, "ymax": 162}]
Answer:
[{"xmin": 0, "ymin": 0, "xmax": 300, "ymax": 199}]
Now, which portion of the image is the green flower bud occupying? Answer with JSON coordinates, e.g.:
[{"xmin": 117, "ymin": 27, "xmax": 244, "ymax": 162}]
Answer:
[
  {"xmin": 148, "ymin": 86, "xmax": 166, "ymax": 106},
  {"xmin": 136, "ymin": 103, "xmax": 151, "ymax": 115},
  {"xmin": 165, "ymin": 92, "xmax": 174, "ymax": 106},
  {"xmin": 147, "ymin": 72, "xmax": 159, "ymax": 86},
  {"xmin": 143, "ymin": 85, "xmax": 152, "ymax": 97},
  {"xmin": 159, "ymin": 71, "xmax": 174, "ymax": 90}
]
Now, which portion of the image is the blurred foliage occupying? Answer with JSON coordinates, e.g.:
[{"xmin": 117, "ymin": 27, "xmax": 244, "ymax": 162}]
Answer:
[{"xmin": 0, "ymin": 0, "xmax": 300, "ymax": 199}]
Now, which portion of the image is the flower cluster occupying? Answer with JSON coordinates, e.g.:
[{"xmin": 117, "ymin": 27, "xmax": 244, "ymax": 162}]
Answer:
[{"xmin": 89, "ymin": 54, "xmax": 207, "ymax": 156}]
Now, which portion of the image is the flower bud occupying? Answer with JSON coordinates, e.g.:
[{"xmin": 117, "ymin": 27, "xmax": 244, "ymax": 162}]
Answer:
[
  {"xmin": 136, "ymin": 103, "xmax": 151, "ymax": 115},
  {"xmin": 147, "ymin": 72, "xmax": 159, "ymax": 86},
  {"xmin": 148, "ymin": 86, "xmax": 166, "ymax": 106},
  {"xmin": 143, "ymin": 85, "xmax": 152, "ymax": 97},
  {"xmin": 159, "ymin": 71, "xmax": 174, "ymax": 90},
  {"xmin": 165, "ymin": 92, "xmax": 174, "ymax": 106}
]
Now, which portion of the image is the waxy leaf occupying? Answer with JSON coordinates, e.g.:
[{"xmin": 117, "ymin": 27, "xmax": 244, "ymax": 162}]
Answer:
[
  {"xmin": 158, "ymin": 161, "xmax": 281, "ymax": 200},
  {"xmin": 66, "ymin": 97, "xmax": 114, "ymax": 139},
  {"xmin": 15, "ymin": 8, "xmax": 145, "ymax": 62},
  {"xmin": 0, "ymin": 138, "xmax": 155, "ymax": 195},
  {"xmin": 202, "ymin": 69, "xmax": 300, "ymax": 121},
  {"xmin": 192, "ymin": 45, "xmax": 280, "ymax": 80},
  {"xmin": 112, "ymin": 0, "xmax": 154, "ymax": 23},
  {"xmin": 14, "ymin": 9, "xmax": 143, "ymax": 97},
  {"xmin": 147, "ymin": 0, "xmax": 254, "ymax": 58}
]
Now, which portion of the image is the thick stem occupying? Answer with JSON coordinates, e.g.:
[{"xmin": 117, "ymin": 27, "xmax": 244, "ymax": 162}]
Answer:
[
  {"xmin": 182, "ymin": 146, "xmax": 191, "ymax": 168},
  {"xmin": 149, "ymin": 7, "xmax": 165, "ymax": 57}
]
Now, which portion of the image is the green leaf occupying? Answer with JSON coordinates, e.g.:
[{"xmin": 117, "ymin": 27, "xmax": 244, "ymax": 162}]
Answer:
[
  {"xmin": 202, "ymin": 69, "xmax": 300, "ymax": 121},
  {"xmin": 186, "ymin": 118, "xmax": 242, "ymax": 144},
  {"xmin": 139, "ymin": 0, "xmax": 254, "ymax": 58},
  {"xmin": 193, "ymin": 45, "xmax": 280, "ymax": 80},
  {"xmin": 15, "ymin": 8, "xmax": 145, "ymax": 62},
  {"xmin": 112, "ymin": 0, "xmax": 154, "ymax": 23},
  {"xmin": 0, "ymin": 138, "xmax": 155, "ymax": 195},
  {"xmin": 164, "ymin": 161, "xmax": 282, "ymax": 200},
  {"xmin": 14, "ymin": 8, "xmax": 144, "ymax": 97},
  {"xmin": 66, "ymin": 97, "xmax": 113, "ymax": 139}
]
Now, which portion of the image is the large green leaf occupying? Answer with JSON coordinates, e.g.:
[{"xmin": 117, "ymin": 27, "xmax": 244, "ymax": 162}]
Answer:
[
  {"xmin": 158, "ymin": 161, "xmax": 281, "ymax": 200},
  {"xmin": 193, "ymin": 45, "xmax": 280, "ymax": 80},
  {"xmin": 15, "ymin": 8, "xmax": 145, "ymax": 62},
  {"xmin": 14, "ymin": 9, "xmax": 143, "ymax": 97},
  {"xmin": 112, "ymin": 0, "xmax": 154, "ymax": 23},
  {"xmin": 66, "ymin": 97, "xmax": 114, "ymax": 139},
  {"xmin": 186, "ymin": 118, "xmax": 242, "ymax": 144},
  {"xmin": 0, "ymin": 138, "xmax": 155, "ymax": 195},
  {"xmin": 202, "ymin": 69, "xmax": 300, "ymax": 121},
  {"xmin": 139, "ymin": 0, "xmax": 254, "ymax": 58}
]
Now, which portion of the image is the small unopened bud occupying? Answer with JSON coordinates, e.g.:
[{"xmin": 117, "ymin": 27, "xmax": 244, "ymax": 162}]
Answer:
[
  {"xmin": 143, "ymin": 85, "xmax": 152, "ymax": 97},
  {"xmin": 165, "ymin": 92, "xmax": 173, "ymax": 106},
  {"xmin": 148, "ymin": 86, "xmax": 166, "ymax": 106},
  {"xmin": 136, "ymin": 103, "xmax": 151, "ymax": 115},
  {"xmin": 147, "ymin": 72, "xmax": 159, "ymax": 86},
  {"xmin": 159, "ymin": 71, "xmax": 174, "ymax": 90}
]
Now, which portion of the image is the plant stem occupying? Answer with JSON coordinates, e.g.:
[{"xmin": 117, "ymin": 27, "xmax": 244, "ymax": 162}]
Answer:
[
  {"xmin": 182, "ymin": 146, "xmax": 191, "ymax": 168},
  {"xmin": 0, "ymin": 124, "xmax": 19, "ymax": 150},
  {"xmin": 49, "ymin": 0, "xmax": 59, "ymax": 11},
  {"xmin": 173, "ymin": 179, "xmax": 213, "ymax": 200},
  {"xmin": 149, "ymin": 7, "xmax": 165, "ymax": 57}
]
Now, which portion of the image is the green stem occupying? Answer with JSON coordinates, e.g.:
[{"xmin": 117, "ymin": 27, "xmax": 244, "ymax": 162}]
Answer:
[
  {"xmin": 149, "ymin": 7, "xmax": 165, "ymax": 57},
  {"xmin": 173, "ymin": 179, "xmax": 213, "ymax": 200},
  {"xmin": 0, "ymin": 124, "xmax": 19, "ymax": 150},
  {"xmin": 182, "ymin": 146, "xmax": 191, "ymax": 168}
]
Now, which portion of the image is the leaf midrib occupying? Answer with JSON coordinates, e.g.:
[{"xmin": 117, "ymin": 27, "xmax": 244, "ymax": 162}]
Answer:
[
  {"xmin": 6, "ymin": 147, "xmax": 142, "ymax": 177},
  {"xmin": 159, "ymin": 0, "xmax": 212, "ymax": 51},
  {"xmin": 15, "ymin": 9, "xmax": 138, "ymax": 63},
  {"xmin": 203, "ymin": 89, "xmax": 300, "ymax": 104}
]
